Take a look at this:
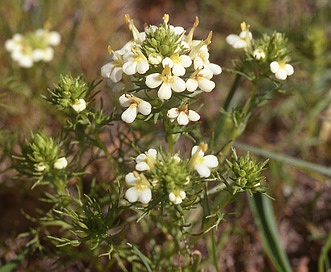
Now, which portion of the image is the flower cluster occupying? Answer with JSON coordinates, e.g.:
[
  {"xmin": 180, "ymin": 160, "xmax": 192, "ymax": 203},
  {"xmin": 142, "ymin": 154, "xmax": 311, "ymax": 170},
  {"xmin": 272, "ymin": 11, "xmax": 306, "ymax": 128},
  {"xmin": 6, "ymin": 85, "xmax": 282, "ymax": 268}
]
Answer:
[
  {"xmin": 46, "ymin": 75, "xmax": 89, "ymax": 113},
  {"xmin": 15, "ymin": 131, "xmax": 68, "ymax": 183},
  {"xmin": 101, "ymin": 14, "xmax": 221, "ymax": 124},
  {"xmin": 124, "ymin": 143, "xmax": 218, "ymax": 205},
  {"xmin": 5, "ymin": 28, "xmax": 61, "ymax": 68},
  {"xmin": 226, "ymin": 22, "xmax": 294, "ymax": 80}
]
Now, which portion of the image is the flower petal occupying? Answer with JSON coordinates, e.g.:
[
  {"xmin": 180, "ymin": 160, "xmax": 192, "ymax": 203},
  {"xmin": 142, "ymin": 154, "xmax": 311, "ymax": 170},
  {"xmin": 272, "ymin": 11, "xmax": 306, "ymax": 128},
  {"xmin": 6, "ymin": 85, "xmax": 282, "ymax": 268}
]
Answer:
[
  {"xmin": 167, "ymin": 108, "xmax": 179, "ymax": 118},
  {"xmin": 203, "ymin": 155, "xmax": 219, "ymax": 168},
  {"xmin": 170, "ymin": 76, "xmax": 186, "ymax": 93},
  {"xmin": 121, "ymin": 105, "xmax": 138, "ymax": 123},
  {"xmin": 186, "ymin": 78, "xmax": 198, "ymax": 92},
  {"xmin": 158, "ymin": 82, "xmax": 172, "ymax": 100},
  {"xmin": 125, "ymin": 187, "xmax": 139, "ymax": 202},
  {"xmin": 195, "ymin": 164, "xmax": 211, "ymax": 177},
  {"xmin": 146, "ymin": 73, "xmax": 163, "ymax": 88},
  {"xmin": 138, "ymin": 188, "xmax": 152, "ymax": 204},
  {"xmin": 137, "ymin": 100, "xmax": 152, "ymax": 115},
  {"xmin": 188, "ymin": 110, "xmax": 200, "ymax": 121},
  {"xmin": 177, "ymin": 111, "xmax": 189, "ymax": 125}
]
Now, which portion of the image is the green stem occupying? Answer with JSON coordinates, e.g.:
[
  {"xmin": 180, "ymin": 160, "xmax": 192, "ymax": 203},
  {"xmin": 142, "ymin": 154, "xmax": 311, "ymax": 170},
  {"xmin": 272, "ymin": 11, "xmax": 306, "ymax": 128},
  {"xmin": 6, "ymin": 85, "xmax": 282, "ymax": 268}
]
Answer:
[{"xmin": 213, "ymin": 72, "xmax": 242, "ymax": 146}]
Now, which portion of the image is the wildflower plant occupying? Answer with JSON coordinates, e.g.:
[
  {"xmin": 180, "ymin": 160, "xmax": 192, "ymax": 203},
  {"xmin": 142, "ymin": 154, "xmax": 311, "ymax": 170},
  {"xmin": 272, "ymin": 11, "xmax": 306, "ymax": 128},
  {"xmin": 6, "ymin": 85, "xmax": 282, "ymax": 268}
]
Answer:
[{"xmin": 9, "ymin": 14, "xmax": 295, "ymax": 271}]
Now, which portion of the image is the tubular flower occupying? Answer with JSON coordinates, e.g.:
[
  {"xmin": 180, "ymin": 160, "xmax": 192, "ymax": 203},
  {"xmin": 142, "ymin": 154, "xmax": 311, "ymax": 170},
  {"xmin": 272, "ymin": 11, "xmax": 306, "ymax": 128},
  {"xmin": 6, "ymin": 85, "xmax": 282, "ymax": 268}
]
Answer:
[
  {"xmin": 54, "ymin": 157, "xmax": 68, "ymax": 170},
  {"xmin": 169, "ymin": 190, "xmax": 186, "ymax": 205},
  {"xmin": 226, "ymin": 22, "xmax": 252, "ymax": 49},
  {"xmin": 270, "ymin": 60, "xmax": 294, "ymax": 80},
  {"xmin": 186, "ymin": 68, "xmax": 216, "ymax": 93},
  {"xmin": 125, "ymin": 171, "xmax": 152, "ymax": 204},
  {"xmin": 119, "ymin": 94, "xmax": 152, "ymax": 123},
  {"xmin": 122, "ymin": 47, "xmax": 149, "ymax": 75},
  {"xmin": 189, "ymin": 143, "xmax": 218, "ymax": 177},
  {"xmin": 145, "ymin": 65, "xmax": 186, "ymax": 100},
  {"xmin": 135, "ymin": 149, "xmax": 158, "ymax": 171},
  {"xmin": 162, "ymin": 54, "xmax": 192, "ymax": 76},
  {"xmin": 71, "ymin": 98, "xmax": 86, "ymax": 113},
  {"xmin": 167, "ymin": 104, "xmax": 200, "ymax": 125},
  {"xmin": 101, "ymin": 46, "xmax": 128, "ymax": 83}
]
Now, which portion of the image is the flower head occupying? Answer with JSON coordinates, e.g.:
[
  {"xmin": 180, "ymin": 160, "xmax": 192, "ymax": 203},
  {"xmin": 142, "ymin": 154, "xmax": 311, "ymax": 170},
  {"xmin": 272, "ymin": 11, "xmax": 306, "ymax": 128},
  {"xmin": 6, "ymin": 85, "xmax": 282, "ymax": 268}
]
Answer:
[
  {"xmin": 119, "ymin": 94, "xmax": 152, "ymax": 123},
  {"xmin": 167, "ymin": 104, "xmax": 200, "ymax": 125},
  {"xmin": 125, "ymin": 171, "xmax": 152, "ymax": 204},
  {"xmin": 5, "ymin": 28, "xmax": 61, "ymax": 68},
  {"xmin": 189, "ymin": 143, "xmax": 218, "ymax": 177}
]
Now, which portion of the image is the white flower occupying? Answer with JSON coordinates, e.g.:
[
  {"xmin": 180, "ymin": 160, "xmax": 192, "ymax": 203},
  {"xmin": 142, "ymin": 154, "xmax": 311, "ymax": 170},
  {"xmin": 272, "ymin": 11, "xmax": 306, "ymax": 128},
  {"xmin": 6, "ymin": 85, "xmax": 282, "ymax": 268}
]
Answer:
[
  {"xmin": 125, "ymin": 171, "xmax": 152, "ymax": 204},
  {"xmin": 11, "ymin": 47, "xmax": 34, "ymax": 68},
  {"xmin": 72, "ymin": 98, "xmax": 87, "ymax": 113},
  {"xmin": 101, "ymin": 43, "xmax": 133, "ymax": 83},
  {"xmin": 5, "ymin": 34, "xmax": 24, "ymax": 52},
  {"xmin": 169, "ymin": 190, "xmax": 186, "ymax": 204},
  {"xmin": 145, "ymin": 65, "xmax": 186, "ymax": 100},
  {"xmin": 186, "ymin": 68, "xmax": 216, "ymax": 93},
  {"xmin": 226, "ymin": 22, "xmax": 252, "ymax": 49},
  {"xmin": 189, "ymin": 143, "xmax": 218, "ymax": 177},
  {"xmin": 122, "ymin": 47, "xmax": 149, "ymax": 75},
  {"xmin": 135, "ymin": 149, "xmax": 157, "ymax": 171},
  {"xmin": 190, "ymin": 43, "xmax": 222, "ymax": 76},
  {"xmin": 162, "ymin": 54, "xmax": 192, "ymax": 76},
  {"xmin": 35, "ymin": 162, "xmax": 46, "ymax": 172},
  {"xmin": 167, "ymin": 104, "xmax": 200, "ymax": 125},
  {"xmin": 125, "ymin": 14, "xmax": 146, "ymax": 45},
  {"xmin": 253, "ymin": 48, "xmax": 266, "ymax": 60},
  {"xmin": 32, "ymin": 47, "xmax": 54, "ymax": 62},
  {"xmin": 119, "ymin": 94, "xmax": 152, "ymax": 123},
  {"xmin": 54, "ymin": 157, "xmax": 68, "ymax": 170},
  {"xmin": 270, "ymin": 61, "xmax": 294, "ymax": 80}
]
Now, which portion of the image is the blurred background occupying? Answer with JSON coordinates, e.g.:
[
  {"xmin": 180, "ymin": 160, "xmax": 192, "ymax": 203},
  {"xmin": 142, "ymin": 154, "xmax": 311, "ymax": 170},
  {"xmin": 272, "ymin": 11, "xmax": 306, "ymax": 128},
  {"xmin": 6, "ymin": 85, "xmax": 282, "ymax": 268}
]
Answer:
[{"xmin": 0, "ymin": 0, "xmax": 330, "ymax": 271}]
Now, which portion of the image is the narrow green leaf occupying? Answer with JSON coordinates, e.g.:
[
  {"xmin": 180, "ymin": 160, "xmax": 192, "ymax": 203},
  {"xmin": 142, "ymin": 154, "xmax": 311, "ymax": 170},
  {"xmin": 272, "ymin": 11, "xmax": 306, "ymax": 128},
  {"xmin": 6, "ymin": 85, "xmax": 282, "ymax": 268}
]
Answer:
[
  {"xmin": 127, "ymin": 242, "xmax": 152, "ymax": 272},
  {"xmin": 249, "ymin": 194, "xmax": 292, "ymax": 272}
]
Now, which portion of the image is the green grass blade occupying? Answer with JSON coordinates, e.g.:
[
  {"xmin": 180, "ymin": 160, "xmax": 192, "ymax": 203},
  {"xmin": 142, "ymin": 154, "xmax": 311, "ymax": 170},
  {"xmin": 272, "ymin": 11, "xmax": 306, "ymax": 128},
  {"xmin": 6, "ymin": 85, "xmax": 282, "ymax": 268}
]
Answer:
[
  {"xmin": 249, "ymin": 194, "xmax": 292, "ymax": 272},
  {"xmin": 318, "ymin": 232, "xmax": 331, "ymax": 272},
  {"xmin": 0, "ymin": 249, "xmax": 28, "ymax": 272}
]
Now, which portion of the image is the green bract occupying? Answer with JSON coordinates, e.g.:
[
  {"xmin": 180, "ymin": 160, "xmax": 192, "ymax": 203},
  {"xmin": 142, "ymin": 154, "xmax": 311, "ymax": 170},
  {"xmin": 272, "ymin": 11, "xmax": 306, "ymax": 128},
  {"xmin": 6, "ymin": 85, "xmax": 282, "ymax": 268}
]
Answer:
[{"xmin": 227, "ymin": 149, "xmax": 268, "ymax": 196}]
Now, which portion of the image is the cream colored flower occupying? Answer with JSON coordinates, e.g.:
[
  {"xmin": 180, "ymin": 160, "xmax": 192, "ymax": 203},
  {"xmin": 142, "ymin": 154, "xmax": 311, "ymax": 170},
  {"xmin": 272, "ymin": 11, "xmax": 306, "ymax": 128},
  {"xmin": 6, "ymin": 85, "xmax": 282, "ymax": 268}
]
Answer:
[
  {"xmin": 125, "ymin": 171, "xmax": 152, "ymax": 204},
  {"xmin": 145, "ymin": 65, "xmax": 186, "ymax": 100},
  {"xmin": 54, "ymin": 157, "xmax": 68, "ymax": 170},
  {"xmin": 189, "ymin": 143, "xmax": 218, "ymax": 177},
  {"xmin": 186, "ymin": 68, "xmax": 216, "ymax": 93},
  {"xmin": 135, "ymin": 149, "xmax": 157, "ymax": 171},
  {"xmin": 169, "ymin": 190, "xmax": 186, "ymax": 204},
  {"xmin": 226, "ymin": 22, "xmax": 252, "ymax": 49},
  {"xmin": 72, "ymin": 98, "xmax": 86, "ymax": 113},
  {"xmin": 119, "ymin": 94, "xmax": 152, "ymax": 123},
  {"xmin": 167, "ymin": 104, "xmax": 200, "ymax": 125},
  {"xmin": 122, "ymin": 47, "xmax": 149, "ymax": 75},
  {"xmin": 253, "ymin": 48, "xmax": 266, "ymax": 60},
  {"xmin": 270, "ymin": 61, "xmax": 294, "ymax": 80}
]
